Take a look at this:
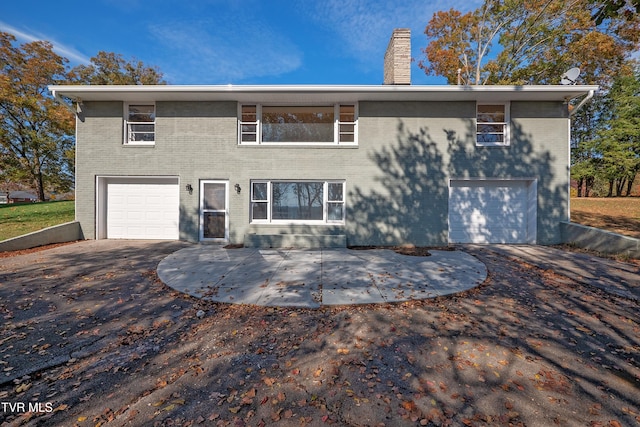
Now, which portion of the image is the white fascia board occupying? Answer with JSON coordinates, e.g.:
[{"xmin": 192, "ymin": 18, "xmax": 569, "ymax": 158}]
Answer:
[{"xmin": 49, "ymin": 84, "xmax": 600, "ymax": 104}]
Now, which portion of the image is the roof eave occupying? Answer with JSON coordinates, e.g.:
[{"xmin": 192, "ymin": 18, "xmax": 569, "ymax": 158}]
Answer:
[{"xmin": 49, "ymin": 84, "xmax": 600, "ymax": 103}]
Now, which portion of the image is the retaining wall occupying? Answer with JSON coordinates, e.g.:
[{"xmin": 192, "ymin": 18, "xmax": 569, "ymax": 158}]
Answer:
[
  {"xmin": 560, "ymin": 221, "xmax": 640, "ymax": 258},
  {"xmin": 0, "ymin": 222, "xmax": 83, "ymax": 252}
]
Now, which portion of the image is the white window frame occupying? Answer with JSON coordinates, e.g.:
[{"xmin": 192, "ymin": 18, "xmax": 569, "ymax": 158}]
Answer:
[
  {"xmin": 238, "ymin": 103, "xmax": 358, "ymax": 146},
  {"xmin": 476, "ymin": 102, "xmax": 510, "ymax": 147},
  {"xmin": 124, "ymin": 102, "xmax": 156, "ymax": 146},
  {"xmin": 250, "ymin": 180, "xmax": 346, "ymax": 224}
]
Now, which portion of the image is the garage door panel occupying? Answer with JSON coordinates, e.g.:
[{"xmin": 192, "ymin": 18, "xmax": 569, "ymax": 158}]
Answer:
[
  {"xmin": 449, "ymin": 180, "xmax": 533, "ymax": 244},
  {"xmin": 106, "ymin": 179, "xmax": 179, "ymax": 240}
]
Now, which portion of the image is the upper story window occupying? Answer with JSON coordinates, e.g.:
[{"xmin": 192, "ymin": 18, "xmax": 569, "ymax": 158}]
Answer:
[
  {"xmin": 125, "ymin": 103, "xmax": 155, "ymax": 145},
  {"xmin": 476, "ymin": 102, "xmax": 510, "ymax": 147},
  {"xmin": 239, "ymin": 104, "xmax": 357, "ymax": 145}
]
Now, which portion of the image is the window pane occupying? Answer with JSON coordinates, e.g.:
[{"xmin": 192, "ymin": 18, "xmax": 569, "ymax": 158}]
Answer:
[
  {"xmin": 203, "ymin": 212, "xmax": 225, "ymax": 238},
  {"xmin": 339, "ymin": 123, "xmax": 354, "ymax": 133},
  {"xmin": 129, "ymin": 105, "xmax": 155, "ymax": 122},
  {"xmin": 130, "ymin": 123, "xmax": 154, "ymax": 133},
  {"xmin": 328, "ymin": 183, "xmax": 343, "ymax": 201},
  {"xmin": 251, "ymin": 202, "xmax": 268, "ymax": 220},
  {"xmin": 242, "ymin": 105, "xmax": 257, "ymax": 121},
  {"xmin": 272, "ymin": 182, "xmax": 323, "ymax": 220},
  {"xmin": 339, "ymin": 105, "xmax": 355, "ymax": 122},
  {"xmin": 477, "ymin": 124, "xmax": 504, "ymax": 134},
  {"xmin": 477, "ymin": 133, "xmax": 505, "ymax": 144},
  {"xmin": 477, "ymin": 105, "xmax": 505, "ymax": 123},
  {"xmin": 203, "ymin": 183, "xmax": 226, "ymax": 210},
  {"xmin": 252, "ymin": 182, "xmax": 268, "ymax": 201},
  {"xmin": 328, "ymin": 203, "xmax": 343, "ymax": 221},
  {"xmin": 128, "ymin": 123, "xmax": 155, "ymax": 141},
  {"xmin": 241, "ymin": 133, "xmax": 257, "ymax": 142},
  {"xmin": 262, "ymin": 106, "xmax": 334, "ymax": 142}
]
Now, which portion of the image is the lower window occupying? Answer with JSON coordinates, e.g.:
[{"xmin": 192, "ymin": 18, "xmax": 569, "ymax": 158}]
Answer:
[{"xmin": 251, "ymin": 180, "xmax": 345, "ymax": 224}]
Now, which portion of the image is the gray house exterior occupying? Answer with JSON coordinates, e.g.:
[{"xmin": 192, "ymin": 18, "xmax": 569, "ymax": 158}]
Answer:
[
  {"xmin": 49, "ymin": 83, "xmax": 596, "ymax": 247},
  {"xmin": 49, "ymin": 31, "xmax": 596, "ymax": 248}
]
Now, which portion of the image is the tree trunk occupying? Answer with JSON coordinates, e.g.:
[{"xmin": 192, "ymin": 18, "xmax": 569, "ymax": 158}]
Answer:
[
  {"xmin": 616, "ymin": 178, "xmax": 626, "ymax": 197},
  {"xmin": 576, "ymin": 177, "xmax": 583, "ymax": 197},
  {"xmin": 585, "ymin": 176, "xmax": 594, "ymax": 197},
  {"xmin": 608, "ymin": 180, "xmax": 614, "ymax": 197},
  {"xmin": 36, "ymin": 171, "xmax": 46, "ymax": 202},
  {"xmin": 626, "ymin": 174, "xmax": 636, "ymax": 196}
]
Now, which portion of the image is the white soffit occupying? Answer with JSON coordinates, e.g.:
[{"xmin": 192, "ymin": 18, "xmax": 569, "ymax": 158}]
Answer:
[{"xmin": 49, "ymin": 84, "xmax": 599, "ymax": 104}]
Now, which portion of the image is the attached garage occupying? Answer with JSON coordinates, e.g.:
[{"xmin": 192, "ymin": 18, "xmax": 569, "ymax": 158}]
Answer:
[
  {"xmin": 97, "ymin": 177, "xmax": 180, "ymax": 240},
  {"xmin": 448, "ymin": 179, "xmax": 537, "ymax": 244}
]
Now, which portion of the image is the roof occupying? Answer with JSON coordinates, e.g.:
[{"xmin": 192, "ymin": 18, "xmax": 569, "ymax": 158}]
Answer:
[
  {"xmin": 49, "ymin": 84, "xmax": 598, "ymax": 104},
  {"xmin": 9, "ymin": 191, "xmax": 37, "ymax": 200}
]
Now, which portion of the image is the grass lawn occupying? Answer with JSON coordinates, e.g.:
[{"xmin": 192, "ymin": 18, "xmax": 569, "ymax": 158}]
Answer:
[
  {"xmin": 0, "ymin": 200, "xmax": 75, "ymax": 241},
  {"xmin": 571, "ymin": 197, "xmax": 640, "ymax": 239}
]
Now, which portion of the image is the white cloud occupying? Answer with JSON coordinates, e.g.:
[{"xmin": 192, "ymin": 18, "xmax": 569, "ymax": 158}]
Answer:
[
  {"xmin": 302, "ymin": 0, "xmax": 480, "ymax": 66},
  {"xmin": 148, "ymin": 15, "xmax": 302, "ymax": 84},
  {"xmin": 0, "ymin": 21, "xmax": 90, "ymax": 64}
]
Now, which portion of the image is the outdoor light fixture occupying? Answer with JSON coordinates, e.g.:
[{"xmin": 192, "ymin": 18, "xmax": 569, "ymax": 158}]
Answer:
[
  {"xmin": 234, "ymin": 184, "xmax": 241, "ymax": 194},
  {"xmin": 186, "ymin": 184, "xmax": 193, "ymax": 195}
]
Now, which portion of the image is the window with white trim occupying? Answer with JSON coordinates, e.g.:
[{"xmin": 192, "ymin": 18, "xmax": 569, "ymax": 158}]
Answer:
[
  {"xmin": 239, "ymin": 104, "xmax": 357, "ymax": 145},
  {"xmin": 476, "ymin": 102, "xmax": 509, "ymax": 146},
  {"xmin": 250, "ymin": 180, "xmax": 345, "ymax": 223},
  {"xmin": 125, "ymin": 103, "xmax": 155, "ymax": 145}
]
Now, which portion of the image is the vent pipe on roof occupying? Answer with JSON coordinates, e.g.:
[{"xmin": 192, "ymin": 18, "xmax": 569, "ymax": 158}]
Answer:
[{"xmin": 383, "ymin": 29, "xmax": 411, "ymax": 85}]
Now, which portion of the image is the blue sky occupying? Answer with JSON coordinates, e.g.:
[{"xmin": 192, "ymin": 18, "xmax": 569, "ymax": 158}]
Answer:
[{"xmin": 0, "ymin": 0, "xmax": 480, "ymax": 85}]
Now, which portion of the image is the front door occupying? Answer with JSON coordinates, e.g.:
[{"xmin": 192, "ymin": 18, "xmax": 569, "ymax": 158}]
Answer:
[{"xmin": 200, "ymin": 180, "xmax": 229, "ymax": 241}]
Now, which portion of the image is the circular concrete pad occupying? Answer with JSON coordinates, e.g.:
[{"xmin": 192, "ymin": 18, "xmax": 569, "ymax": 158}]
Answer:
[{"xmin": 157, "ymin": 246, "xmax": 487, "ymax": 308}]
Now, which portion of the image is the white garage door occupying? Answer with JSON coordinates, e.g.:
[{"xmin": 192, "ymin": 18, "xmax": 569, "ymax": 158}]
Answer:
[
  {"xmin": 107, "ymin": 179, "xmax": 179, "ymax": 239},
  {"xmin": 449, "ymin": 180, "xmax": 535, "ymax": 244}
]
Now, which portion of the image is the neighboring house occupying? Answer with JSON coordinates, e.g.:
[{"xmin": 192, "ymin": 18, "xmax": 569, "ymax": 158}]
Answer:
[
  {"xmin": 8, "ymin": 191, "xmax": 38, "ymax": 203},
  {"xmin": 49, "ymin": 29, "xmax": 597, "ymax": 247}
]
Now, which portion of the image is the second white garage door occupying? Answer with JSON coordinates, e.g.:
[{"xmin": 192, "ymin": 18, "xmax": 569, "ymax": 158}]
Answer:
[
  {"xmin": 107, "ymin": 178, "xmax": 179, "ymax": 240},
  {"xmin": 448, "ymin": 179, "xmax": 536, "ymax": 244}
]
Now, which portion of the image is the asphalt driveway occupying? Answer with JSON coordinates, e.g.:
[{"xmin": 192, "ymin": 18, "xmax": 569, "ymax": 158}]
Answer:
[{"xmin": 0, "ymin": 240, "xmax": 639, "ymax": 426}]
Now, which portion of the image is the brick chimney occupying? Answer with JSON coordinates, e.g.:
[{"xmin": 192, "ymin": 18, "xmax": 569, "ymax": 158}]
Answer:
[{"xmin": 383, "ymin": 28, "xmax": 411, "ymax": 85}]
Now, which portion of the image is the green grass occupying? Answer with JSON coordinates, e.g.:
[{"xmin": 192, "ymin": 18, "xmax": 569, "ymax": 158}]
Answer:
[{"xmin": 0, "ymin": 201, "xmax": 75, "ymax": 241}]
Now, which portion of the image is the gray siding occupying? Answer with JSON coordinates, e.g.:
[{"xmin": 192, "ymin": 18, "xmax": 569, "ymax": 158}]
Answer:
[{"xmin": 75, "ymin": 99, "xmax": 569, "ymax": 245}]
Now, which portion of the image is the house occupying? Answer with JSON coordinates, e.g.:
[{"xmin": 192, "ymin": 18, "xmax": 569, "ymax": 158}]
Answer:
[
  {"xmin": 8, "ymin": 191, "xmax": 38, "ymax": 203},
  {"xmin": 49, "ymin": 29, "xmax": 597, "ymax": 247}
]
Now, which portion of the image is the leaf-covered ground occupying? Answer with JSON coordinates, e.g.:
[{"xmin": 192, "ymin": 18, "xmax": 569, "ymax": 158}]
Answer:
[
  {"xmin": 0, "ymin": 241, "xmax": 638, "ymax": 426},
  {"xmin": 571, "ymin": 197, "xmax": 640, "ymax": 239}
]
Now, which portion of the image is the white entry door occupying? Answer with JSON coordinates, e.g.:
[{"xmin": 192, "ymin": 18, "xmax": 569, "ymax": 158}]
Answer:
[{"xmin": 200, "ymin": 180, "xmax": 229, "ymax": 241}]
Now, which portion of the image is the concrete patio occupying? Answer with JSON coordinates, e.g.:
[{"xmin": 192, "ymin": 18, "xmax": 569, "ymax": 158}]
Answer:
[{"xmin": 157, "ymin": 246, "xmax": 488, "ymax": 307}]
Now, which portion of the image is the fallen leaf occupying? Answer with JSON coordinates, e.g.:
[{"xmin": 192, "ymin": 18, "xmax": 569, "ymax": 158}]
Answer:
[
  {"xmin": 263, "ymin": 377, "xmax": 275, "ymax": 386},
  {"xmin": 402, "ymin": 400, "xmax": 417, "ymax": 411}
]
